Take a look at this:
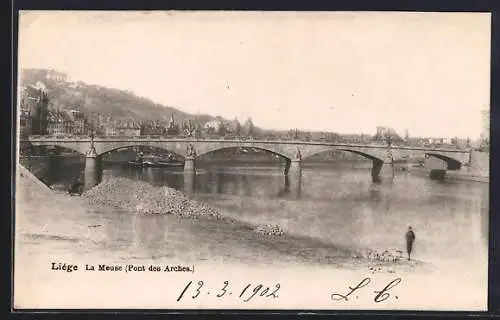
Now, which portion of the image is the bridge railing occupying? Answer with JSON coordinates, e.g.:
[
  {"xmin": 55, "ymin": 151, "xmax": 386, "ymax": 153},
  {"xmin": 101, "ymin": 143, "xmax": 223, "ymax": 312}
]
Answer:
[{"xmin": 23, "ymin": 135, "xmax": 466, "ymax": 150}]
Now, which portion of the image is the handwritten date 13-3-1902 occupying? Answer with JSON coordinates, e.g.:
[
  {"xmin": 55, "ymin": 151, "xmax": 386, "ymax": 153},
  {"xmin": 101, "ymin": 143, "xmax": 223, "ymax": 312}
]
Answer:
[{"xmin": 176, "ymin": 280, "xmax": 280, "ymax": 303}]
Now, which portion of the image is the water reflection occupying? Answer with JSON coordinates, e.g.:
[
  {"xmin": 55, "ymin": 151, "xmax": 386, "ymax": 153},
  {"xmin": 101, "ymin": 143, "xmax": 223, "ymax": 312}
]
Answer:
[
  {"xmin": 369, "ymin": 188, "xmax": 381, "ymax": 203},
  {"xmin": 183, "ymin": 172, "xmax": 195, "ymax": 196},
  {"xmin": 47, "ymin": 156, "xmax": 63, "ymax": 184},
  {"xmin": 194, "ymin": 168, "xmax": 302, "ymax": 199},
  {"xmin": 279, "ymin": 174, "xmax": 302, "ymax": 199}
]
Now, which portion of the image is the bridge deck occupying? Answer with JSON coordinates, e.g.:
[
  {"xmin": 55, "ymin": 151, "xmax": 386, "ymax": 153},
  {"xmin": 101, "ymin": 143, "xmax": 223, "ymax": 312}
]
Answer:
[{"xmin": 23, "ymin": 137, "xmax": 469, "ymax": 153}]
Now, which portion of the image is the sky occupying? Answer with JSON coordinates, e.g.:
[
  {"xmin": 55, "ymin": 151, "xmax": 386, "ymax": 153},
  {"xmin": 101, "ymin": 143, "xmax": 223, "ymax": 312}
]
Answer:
[{"xmin": 18, "ymin": 11, "xmax": 491, "ymax": 138}]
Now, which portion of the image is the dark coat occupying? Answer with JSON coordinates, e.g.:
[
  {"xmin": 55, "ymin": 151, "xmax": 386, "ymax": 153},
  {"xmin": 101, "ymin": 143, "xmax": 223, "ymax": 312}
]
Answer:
[
  {"xmin": 406, "ymin": 230, "xmax": 416, "ymax": 255},
  {"xmin": 406, "ymin": 230, "xmax": 416, "ymax": 243}
]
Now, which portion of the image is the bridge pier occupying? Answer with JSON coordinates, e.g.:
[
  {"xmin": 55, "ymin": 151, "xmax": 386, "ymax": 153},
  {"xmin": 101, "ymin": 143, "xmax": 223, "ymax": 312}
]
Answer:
[
  {"xmin": 287, "ymin": 171, "xmax": 302, "ymax": 198},
  {"xmin": 429, "ymin": 169, "xmax": 446, "ymax": 180},
  {"xmin": 84, "ymin": 148, "xmax": 101, "ymax": 191},
  {"xmin": 283, "ymin": 157, "xmax": 302, "ymax": 198},
  {"xmin": 284, "ymin": 159, "xmax": 302, "ymax": 176},
  {"xmin": 184, "ymin": 157, "xmax": 195, "ymax": 174},
  {"xmin": 425, "ymin": 157, "xmax": 448, "ymax": 180},
  {"xmin": 184, "ymin": 143, "xmax": 197, "ymax": 175},
  {"xmin": 371, "ymin": 160, "xmax": 394, "ymax": 183}
]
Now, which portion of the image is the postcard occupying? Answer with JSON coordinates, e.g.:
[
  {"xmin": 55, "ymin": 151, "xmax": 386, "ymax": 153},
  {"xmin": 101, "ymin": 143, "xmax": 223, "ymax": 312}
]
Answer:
[{"xmin": 14, "ymin": 10, "xmax": 490, "ymax": 310}]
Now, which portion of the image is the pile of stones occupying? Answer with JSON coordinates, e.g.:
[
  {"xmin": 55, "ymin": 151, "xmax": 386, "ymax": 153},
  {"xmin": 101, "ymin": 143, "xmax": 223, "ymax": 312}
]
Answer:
[
  {"xmin": 361, "ymin": 248, "xmax": 405, "ymax": 262},
  {"xmin": 254, "ymin": 224, "xmax": 285, "ymax": 236},
  {"xmin": 82, "ymin": 177, "xmax": 224, "ymax": 220}
]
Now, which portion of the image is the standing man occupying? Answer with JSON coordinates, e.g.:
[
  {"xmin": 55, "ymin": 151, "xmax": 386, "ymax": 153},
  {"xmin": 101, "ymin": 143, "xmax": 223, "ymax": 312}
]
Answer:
[{"xmin": 406, "ymin": 226, "xmax": 416, "ymax": 260}]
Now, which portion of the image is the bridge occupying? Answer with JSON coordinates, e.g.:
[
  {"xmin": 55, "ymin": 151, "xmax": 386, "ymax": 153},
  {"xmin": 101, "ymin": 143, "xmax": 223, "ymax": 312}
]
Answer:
[{"xmin": 21, "ymin": 136, "xmax": 472, "ymax": 190}]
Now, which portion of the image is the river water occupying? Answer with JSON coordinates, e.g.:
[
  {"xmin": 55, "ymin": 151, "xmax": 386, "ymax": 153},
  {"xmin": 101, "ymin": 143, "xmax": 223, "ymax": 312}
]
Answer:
[{"xmin": 17, "ymin": 157, "xmax": 489, "ymax": 271}]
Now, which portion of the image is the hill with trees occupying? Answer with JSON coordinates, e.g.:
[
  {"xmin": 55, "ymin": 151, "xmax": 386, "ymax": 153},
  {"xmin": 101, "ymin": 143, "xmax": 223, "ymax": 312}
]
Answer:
[
  {"xmin": 19, "ymin": 68, "xmax": 253, "ymax": 129},
  {"xmin": 19, "ymin": 68, "xmax": 381, "ymax": 142}
]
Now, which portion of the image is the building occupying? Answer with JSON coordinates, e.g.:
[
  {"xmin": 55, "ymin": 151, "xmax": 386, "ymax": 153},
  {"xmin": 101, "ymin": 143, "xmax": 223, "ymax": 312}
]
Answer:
[
  {"xmin": 66, "ymin": 109, "xmax": 88, "ymax": 136},
  {"xmin": 45, "ymin": 69, "xmax": 68, "ymax": 82},
  {"xmin": 141, "ymin": 120, "xmax": 167, "ymax": 136},
  {"xmin": 442, "ymin": 138, "xmax": 453, "ymax": 145},
  {"xmin": 480, "ymin": 108, "xmax": 490, "ymax": 144},
  {"xmin": 114, "ymin": 119, "xmax": 141, "ymax": 137},
  {"xmin": 167, "ymin": 113, "xmax": 180, "ymax": 135},
  {"xmin": 99, "ymin": 116, "xmax": 115, "ymax": 136},
  {"xmin": 20, "ymin": 84, "xmax": 49, "ymax": 135},
  {"xmin": 45, "ymin": 109, "xmax": 94, "ymax": 136},
  {"xmin": 203, "ymin": 119, "xmax": 226, "ymax": 135},
  {"xmin": 19, "ymin": 102, "xmax": 31, "ymax": 137},
  {"xmin": 373, "ymin": 126, "xmax": 404, "ymax": 144},
  {"xmin": 46, "ymin": 110, "xmax": 71, "ymax": 135},
  {"xmin": 87, "ymin": 112, "xmax": 106, "ymax": 137},
  {"xmin": 105, "ymin": 124, "xmax": 118, "ymax": 137}
]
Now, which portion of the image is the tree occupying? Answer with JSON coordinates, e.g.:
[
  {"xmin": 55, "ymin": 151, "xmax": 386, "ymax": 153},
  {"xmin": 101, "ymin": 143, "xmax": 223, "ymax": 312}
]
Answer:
[
  {"xmin": 183, "ymin": 120, "xmax": 196, "ymax": 137},
  {"xmin": 243, "ymin": 117, "xmax": 254, "ymax": 136},
  {"xmin": 290, "ymin": 128, "xmax": 300, "ymax": 140},
  {"xmin": 233, "ymin": 118, "xmax": 241, "ymax": 135},
  {"xmin": 480, "ymin": 138, "xmax": 489, "ymax": 152},
  {"xmin": 206, "ymin": 126, "xmax": 215, "ymax": 135},
  {"xmin": 217, "ymin": 121, "xmax": 227, "ymax": 136},
  {"xmin": 305, "ymin": 131, "xmax": 312, "ymax": 141},
  {"xmin": 194, "ymin": 123, "xmax": 202, "ymax": 138},
  {"xmin": 404, "ymin": 129, "xmax": 409, "ymax": 142},
  {"xmin": 386, "ymin": 134, "xmax": 393, "ymax": 146}
]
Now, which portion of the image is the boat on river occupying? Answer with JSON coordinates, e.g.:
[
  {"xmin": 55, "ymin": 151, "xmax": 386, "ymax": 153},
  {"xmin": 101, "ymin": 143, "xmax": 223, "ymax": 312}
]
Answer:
[{"xmin": 128, "ymin": 153, "xmax": 184, "ymax": 168}]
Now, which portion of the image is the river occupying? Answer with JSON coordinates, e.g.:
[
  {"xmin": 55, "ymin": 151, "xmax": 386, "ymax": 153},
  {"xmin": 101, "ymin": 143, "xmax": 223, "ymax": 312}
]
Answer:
[{"xmin": 17, "ymin": 156, "xmax": 489, "ymax": 271}]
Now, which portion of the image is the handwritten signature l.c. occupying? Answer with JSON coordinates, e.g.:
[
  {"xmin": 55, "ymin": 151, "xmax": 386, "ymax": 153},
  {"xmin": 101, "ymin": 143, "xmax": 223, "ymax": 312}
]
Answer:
[
  {"xmin": 331, "ymin": 277, "xmax": 402, "ymax": 303},
  {"xmin": 331, "ymin": 277, "xmax": 371, "ymax": 301}
]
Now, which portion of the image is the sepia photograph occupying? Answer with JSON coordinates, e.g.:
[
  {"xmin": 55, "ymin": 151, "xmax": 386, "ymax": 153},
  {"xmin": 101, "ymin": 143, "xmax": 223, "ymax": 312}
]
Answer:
[{"xmin": 14, "ymin": 11, "xmax": 490, "ymax": 310}]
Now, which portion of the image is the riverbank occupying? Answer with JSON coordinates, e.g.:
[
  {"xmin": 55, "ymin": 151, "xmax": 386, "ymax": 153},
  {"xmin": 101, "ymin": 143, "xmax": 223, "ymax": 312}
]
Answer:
[{"xmin": 15, "ymin": 165, "xmax": 431, "ymax": 274}]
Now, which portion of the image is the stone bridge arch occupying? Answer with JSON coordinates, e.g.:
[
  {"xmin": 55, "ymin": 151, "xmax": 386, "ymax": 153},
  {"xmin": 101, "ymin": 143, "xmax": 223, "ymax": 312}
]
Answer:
[
  {"xmin": 337, "ymin": 148, "xmax": 386, "ymax": 162},
  {"xmin": 193, "ymin": 142, "xmax": 298, "ymax": 160},
  {"xmin": 298, "ymin": 145, "xmax": 387, "ymax": 163},
  {"xmin": 97, "ymin": 144, "xmax": 186, "ymax": 160},
  {"xmin": 194, "ymin": 145, "xmax": 291, "ymax": 161},
  {"xmin": 94, "ymin": 140, "xmax": 192, "ymax": 158},
  {"xmin": 25, "ymin": 141, "xmax": 87, "ymax": 155},
  {"xmin": 425, "ymin": 152, "xmax": 464, "ymax": 170}
]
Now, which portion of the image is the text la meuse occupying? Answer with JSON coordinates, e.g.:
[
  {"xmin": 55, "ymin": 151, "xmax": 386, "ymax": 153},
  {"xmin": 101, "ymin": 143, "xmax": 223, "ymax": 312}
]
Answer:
[{"xmin": 86, "ymin": 264, "xmax": 123, "ymax": 271}]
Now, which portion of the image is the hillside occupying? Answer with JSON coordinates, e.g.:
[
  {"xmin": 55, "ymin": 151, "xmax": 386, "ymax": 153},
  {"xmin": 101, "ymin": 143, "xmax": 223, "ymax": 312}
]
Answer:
[
  {"xmin": 19, "ymin": 69, "xmax": 379, "ymax": 141},
  {"xmin": 19, "ymin": 68, "xmax": 241, "ymax": 127}
]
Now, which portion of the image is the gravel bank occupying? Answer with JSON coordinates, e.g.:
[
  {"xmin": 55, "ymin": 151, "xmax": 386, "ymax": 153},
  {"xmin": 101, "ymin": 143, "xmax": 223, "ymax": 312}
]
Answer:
[
  {"xmin": 82, "ymin": 177, "xmax": 227, "ymax": 220},
  {"xmin": 82, "ymin": 178, "xmax": 291, "ymax": 238}
]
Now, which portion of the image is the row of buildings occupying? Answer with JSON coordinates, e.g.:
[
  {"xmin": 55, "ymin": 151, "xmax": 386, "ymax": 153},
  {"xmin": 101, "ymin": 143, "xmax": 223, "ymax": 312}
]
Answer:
[
  {"xmin": 19, "ymin": 84, "xmax": 252, "ymax": 138},
  {"xmin": 19, "ymin": 84, "xmax": 89, "ymax": 137}
]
